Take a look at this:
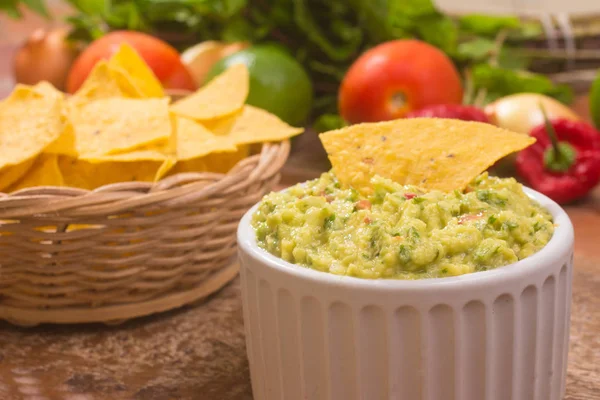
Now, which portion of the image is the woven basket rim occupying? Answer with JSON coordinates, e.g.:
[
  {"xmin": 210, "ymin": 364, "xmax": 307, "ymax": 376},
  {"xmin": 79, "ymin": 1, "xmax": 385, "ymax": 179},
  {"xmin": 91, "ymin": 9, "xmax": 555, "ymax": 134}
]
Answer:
[{"xmin": 0, "ymin": 140, "xmax": 290, "ymax": 219}]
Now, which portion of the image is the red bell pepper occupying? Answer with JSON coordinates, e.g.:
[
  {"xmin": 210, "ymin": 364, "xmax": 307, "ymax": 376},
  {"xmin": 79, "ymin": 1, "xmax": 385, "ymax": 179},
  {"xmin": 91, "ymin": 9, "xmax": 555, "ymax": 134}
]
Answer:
[
  {"xmin": 516, "ymin": 113, "xmax": 600, "ymax": 204},
  {"xmin": 405, "ymin": 104, "xmax": 489, "ymax": 123}
]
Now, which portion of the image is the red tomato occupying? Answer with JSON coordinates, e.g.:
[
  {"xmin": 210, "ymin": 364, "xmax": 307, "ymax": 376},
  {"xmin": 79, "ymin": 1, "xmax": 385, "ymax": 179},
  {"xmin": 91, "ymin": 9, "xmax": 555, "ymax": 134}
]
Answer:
[
  {"xmin": 66, "ymin": 31, "xmax": 196, "ymax": 93},
  {"xmin": 339, "ymin": 40, "xmax": 463, "ymax": 124}
]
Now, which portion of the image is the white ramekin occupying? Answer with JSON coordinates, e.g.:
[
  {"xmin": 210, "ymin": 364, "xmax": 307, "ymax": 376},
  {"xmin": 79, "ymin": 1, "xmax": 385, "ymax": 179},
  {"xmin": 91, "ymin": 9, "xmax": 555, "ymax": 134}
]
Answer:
[{"xmin": 237, "ymin": 187, "xmax": 574, "ymax": 400}]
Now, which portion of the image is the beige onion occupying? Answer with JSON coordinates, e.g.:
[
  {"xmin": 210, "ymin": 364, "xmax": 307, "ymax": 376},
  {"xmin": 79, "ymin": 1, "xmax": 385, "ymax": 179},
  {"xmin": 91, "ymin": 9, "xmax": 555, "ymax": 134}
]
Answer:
[
  {"xmin": 181, "ymin": 41, "xmax": 249, "ymax": 86},
  {"xmin": 485, "ymin": 93, "xmax": 580, "ymax": 134},
  {"xmin": 13, "ymin": 27, "xmax": 79, "ymax": 91}
]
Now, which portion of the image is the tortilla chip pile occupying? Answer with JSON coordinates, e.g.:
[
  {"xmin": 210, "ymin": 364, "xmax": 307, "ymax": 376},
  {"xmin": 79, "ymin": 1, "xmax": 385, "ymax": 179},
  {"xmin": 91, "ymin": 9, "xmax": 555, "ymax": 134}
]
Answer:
[
  {"xmin": 320, "ymin": 118, "xmax": 535, "ymax": 194},
  {"xmin": 0, "ymin": 44, "xmax": 303, "ymax": 193}
]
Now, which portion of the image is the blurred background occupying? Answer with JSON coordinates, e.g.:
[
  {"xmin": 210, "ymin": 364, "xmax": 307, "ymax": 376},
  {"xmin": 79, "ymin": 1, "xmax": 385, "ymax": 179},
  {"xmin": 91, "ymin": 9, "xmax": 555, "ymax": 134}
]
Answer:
[{"xmin": 2, "ymin": 0, "xmax": 600, "ymax": 101}]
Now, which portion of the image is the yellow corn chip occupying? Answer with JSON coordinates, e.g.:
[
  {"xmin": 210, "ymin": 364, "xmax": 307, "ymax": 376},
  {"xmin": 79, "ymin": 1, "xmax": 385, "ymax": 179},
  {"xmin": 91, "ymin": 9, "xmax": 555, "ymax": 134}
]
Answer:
[
  {"xmin": 213, "ymin": 105, "xmax": 303, "ymax": 145},
  {"xmin": 0, "ymin": 85, "xmax": 64, "ymax": 169},
  {"xmin": 171, "ymin": 145, "xmax": 249, "ymax": 175},
  {"xmin": 45, "ymin": 122, "xmax": 78, "ymax": 157},
  {"xmin": 9, "ymin": 154, "xmax": 64, "ymax": 191},
  {"xmin": 70, "ymin": 61, "xmax": 142, "ymax": 103},
  {"xmin": 59, "ymin": 157, "xmax": 164, "ymax": 190},
  {"xmin": 175, "ymin": 116, "xmax": 237, "ymax": 160},
  {"xmin": 202, "ymin": 110, "xmax": 240, "ymax": 135},
  {"xmin": 108, "ymin": 44, "xmax": 164, "ymax": 98},
  {"xmin": 69, "ymin": 97, "xmax": 171, "ymax": 157},
  {"xmin": 203, "ymin": 146, "xmax": 249, "ymax": 173},
  {"xmin": 155, "ymin": 157, "xmax": 176, "ymax": 181},
  {"xmin": 32, "ymin": 81, "xmax": 65, "ymax": 100},
  {"xmin": 319, "ymin": 118, "xmax": 535, "ymax": 193},
  {"xmin": 170, "ymin": 64, "xmax": 248, "ymax": 120},
  {"xmin": 0, "ymin": 158, "xmax": 35, "ymax": 192},
  {"xmin": 81, "ymin": 149, "xmax": 169, "ymax": 163}
]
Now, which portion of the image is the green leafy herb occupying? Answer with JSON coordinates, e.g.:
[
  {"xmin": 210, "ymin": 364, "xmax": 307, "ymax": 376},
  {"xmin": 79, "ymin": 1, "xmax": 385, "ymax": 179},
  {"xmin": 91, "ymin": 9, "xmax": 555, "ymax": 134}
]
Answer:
[
  {"xmin": 456, "ymin": 38, "xmax": 495, "ymax": 62},
  {"xmin": 505, "ymin": 221, "xmax": 519, "ymax": 230},
  {"xmin": 488, "ymin": 215, "xmax": 497, "ymax": 224},
  {"xmin": 458, "ymin": 15, "xmax": 520, "ymax": 37},
  {"xmin": 472, "ymin": 64, "xmax": 573, "ymax": 104},
  {"xmin": 590, "ymin": 69, "xmax": 600, "ymax": 129},
  {"xmin": 313, "ymin": 114, "xmax": 347, "ymax": 133},
  {"xmin": 476, "ymin": 189, "xmax": 490, "ymax": 202},
  {"xmin": 398, "ymin": 245, "xmax": 411, "ymax": 263},
  {"xmin": 409, "ymin": 227, "xmax": 420, "ymax": 239},
  {"xmin": 2, "ymin": 0, "xmax": 51, "ymax": 18},
  {"xmin": 477, "ymin": 189, "xmax": 507, "ymax": 206},
  {"xmin": 324, "ymin": 213, "xmax": 336, "ymax": 228},
  {"xmin": 0, "ymin": 0, "xmax": 23, "ymax": 18}
]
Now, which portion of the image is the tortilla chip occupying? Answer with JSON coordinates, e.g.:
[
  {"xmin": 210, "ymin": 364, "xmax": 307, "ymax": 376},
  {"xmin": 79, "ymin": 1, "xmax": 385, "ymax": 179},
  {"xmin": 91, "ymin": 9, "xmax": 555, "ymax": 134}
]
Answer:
[
  {"xmin": 0, "ymin": 158, "xmax": 35, "ymax": 192},
  {"xmin": 45, "ymin": 122, "xmax": 78, "ymax": 157},
  {"xmin": 32, "ymin": 81, "xmax": 65, "ymax": 100},
  {"xmin": 70, "ymin": 61, "xmax": 140, "ymax": 103},
  {"xmin": 69, "ymin": 97, "xmax": 171, "ymax": 157},
  {"xmin": 0, "ymin": 85, "xmax": 64, "ymax": 169},
  {"xmin": 59, "ymin": 157, "xmax": 164, "ymax": 190},
  {"xmin": 9, "ymin": 154, "xmax": 64, "ymax": 191},
  {"xmin": 212, "ymin": 105, "xmax": 303, "ymax": 145},
  {"xmin": 108, "ymin": 44, "xmax": 165, "ymax": 98},
  {"xmin": 170, "ymin": 64, "xmax": 248, "ymax": 120},
  {"xmin": 155, "ymin": 157, "xmax": 176, "ymax": 181},
  {"xmin": 319, "ymin": 118, "xmax": 535, "ymax": 193},
  {"xmin": 81, "ymin": 149, "xmax": 169, "ymax": 163},
  {"xmin": 202, "ymin": 111, "xmax": 240, "ymax": 136},
  {"xmin": 175, "ymin": 116, "xmax": 237, "ymax": 160},
  {"xmin": 203, "ymin": 146, "xmax": 249, "ymax": 173},
  {"xmin": 171, "ymin": 145, "xmax": 249, "ymax": 175}
]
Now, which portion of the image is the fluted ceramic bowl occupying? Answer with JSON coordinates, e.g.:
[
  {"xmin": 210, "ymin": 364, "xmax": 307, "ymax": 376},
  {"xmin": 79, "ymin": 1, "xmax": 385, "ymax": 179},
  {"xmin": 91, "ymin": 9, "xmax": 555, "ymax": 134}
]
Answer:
[{"xmin": 237, "ymin": 187, "xmax": 574, "ymax": 400}]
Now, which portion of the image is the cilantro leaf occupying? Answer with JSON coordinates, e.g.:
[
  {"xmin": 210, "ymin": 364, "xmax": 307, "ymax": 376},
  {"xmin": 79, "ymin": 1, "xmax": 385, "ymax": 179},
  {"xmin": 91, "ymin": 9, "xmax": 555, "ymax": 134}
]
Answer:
[
  {"xmin": 472, "ymin": 64, "xmax": 573, "ymax": 105},
  {"xmin": 590, "ymin": 69, "xmax": 600, "ymax": 129},
  {"xmin": 459, "ymin": 14, "xmax": 520, "ymax": 37}
]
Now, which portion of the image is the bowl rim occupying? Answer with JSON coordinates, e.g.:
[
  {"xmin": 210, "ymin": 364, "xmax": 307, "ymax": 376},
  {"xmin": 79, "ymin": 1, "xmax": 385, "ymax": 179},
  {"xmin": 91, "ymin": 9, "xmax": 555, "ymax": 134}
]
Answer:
[{"xmin": 237, "ymin": 186, "xmax": 574, "ymax": 290}]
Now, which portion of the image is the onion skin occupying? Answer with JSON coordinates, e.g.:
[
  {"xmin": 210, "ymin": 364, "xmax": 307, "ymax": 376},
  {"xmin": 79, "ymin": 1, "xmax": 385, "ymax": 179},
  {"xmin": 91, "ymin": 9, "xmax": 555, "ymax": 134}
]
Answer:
[
  {"xmin": 181, "ymin": 41, "xmax": 249, "ymax": 86},
  {"xmin": 13, "ymin": 28, "xmax": 79, "ymax": 91},
  {"xmin": 485, "ymin": 93, "xmax": 580, "ymax": 134}
]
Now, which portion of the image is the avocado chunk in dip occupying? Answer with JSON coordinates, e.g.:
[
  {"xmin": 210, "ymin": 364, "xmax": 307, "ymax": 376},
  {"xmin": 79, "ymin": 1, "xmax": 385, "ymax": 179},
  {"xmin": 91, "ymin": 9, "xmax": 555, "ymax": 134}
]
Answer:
[{"xmin": 251, "ymin": 172, "xmax": 554, "ymax": 279}]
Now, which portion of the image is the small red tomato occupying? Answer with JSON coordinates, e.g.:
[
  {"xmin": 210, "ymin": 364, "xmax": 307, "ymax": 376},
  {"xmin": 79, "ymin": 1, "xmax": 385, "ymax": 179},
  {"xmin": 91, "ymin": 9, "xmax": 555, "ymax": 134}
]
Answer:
[
  {"xmin": 339, "ymin": 40, "xmax": 463, "ymax": 124},
  {"xmin": 66, "ymin": 31, "xmax": 196, "ymax": 93},
  {"xmin": 405, "ymin": 104, "xmax": 489, "ymax": 123}
]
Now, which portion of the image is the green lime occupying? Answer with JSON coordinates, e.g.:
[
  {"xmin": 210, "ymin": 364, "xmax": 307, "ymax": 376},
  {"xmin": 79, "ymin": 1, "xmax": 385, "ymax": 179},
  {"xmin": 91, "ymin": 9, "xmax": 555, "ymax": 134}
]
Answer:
[{"xmin": 205, "ymin": 46, "xmax": 313, "ymax": 126}]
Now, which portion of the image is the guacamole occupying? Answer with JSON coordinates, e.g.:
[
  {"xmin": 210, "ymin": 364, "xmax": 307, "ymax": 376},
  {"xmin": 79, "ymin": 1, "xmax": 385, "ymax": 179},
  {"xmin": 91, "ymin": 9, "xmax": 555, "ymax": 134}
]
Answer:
[{"xmin": 252, "ymin": 172, "xmax": 554, "ymax": 279}]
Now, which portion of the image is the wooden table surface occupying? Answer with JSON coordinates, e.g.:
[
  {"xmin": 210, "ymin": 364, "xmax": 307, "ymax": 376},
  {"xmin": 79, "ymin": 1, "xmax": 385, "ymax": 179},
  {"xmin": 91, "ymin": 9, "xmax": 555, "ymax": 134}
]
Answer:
[{"xmin": 0, "ymin": 7, "xmax": 598, "ymax": 400}]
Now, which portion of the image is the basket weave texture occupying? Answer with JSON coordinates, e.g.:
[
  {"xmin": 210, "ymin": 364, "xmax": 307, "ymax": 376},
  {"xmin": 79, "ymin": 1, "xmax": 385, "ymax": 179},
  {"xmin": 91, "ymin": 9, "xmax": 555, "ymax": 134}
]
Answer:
[{"xmin": 0, "ymin": 141, "xmax": 289, "ymax": 326}]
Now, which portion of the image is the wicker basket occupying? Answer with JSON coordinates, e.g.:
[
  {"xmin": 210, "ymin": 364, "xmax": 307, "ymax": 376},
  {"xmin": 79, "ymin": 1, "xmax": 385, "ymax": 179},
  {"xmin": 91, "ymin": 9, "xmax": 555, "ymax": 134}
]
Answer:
[{"xmin": 0, "ymin": 141, "xmax": 290, "ymax": 326}]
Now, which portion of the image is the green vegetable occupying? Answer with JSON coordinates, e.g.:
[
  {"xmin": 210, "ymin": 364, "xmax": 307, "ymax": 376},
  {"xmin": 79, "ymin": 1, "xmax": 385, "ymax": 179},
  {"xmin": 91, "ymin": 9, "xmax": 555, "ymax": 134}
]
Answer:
[
  {"xmin": 458, "ymin": 15, "xmax": 520, "ymax": 37},
  {"xmin": 313, "ymin": 114, "xmax": 347, "ymax": 133},
  {"xmin": 590, "ymin": 69, "xmax": 600, "ymax": 129},
  {"xmin": 456, "ymin": 38, "xmax": 496, "ymax": 61},
  {"xmin": 472, "ymin": 64, "xmax": 573, "ymax": 104},
  {"xmin": 2, "ymin": 0, "xmax": 50, "ymax": 18}
]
